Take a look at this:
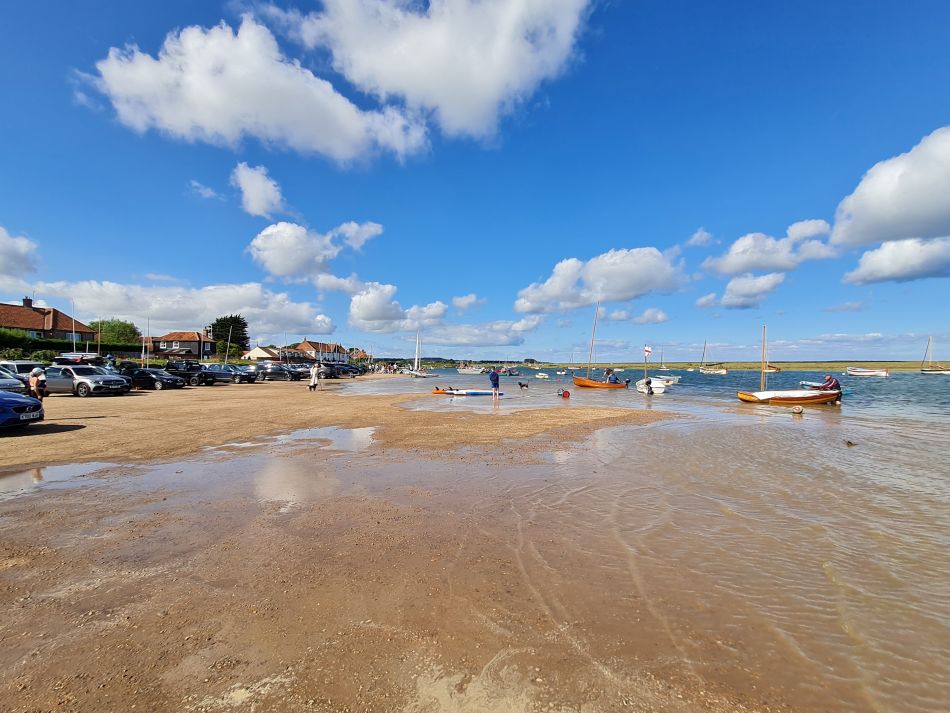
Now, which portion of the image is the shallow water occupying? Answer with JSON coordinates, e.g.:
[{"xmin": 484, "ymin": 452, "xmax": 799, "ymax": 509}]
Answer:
[{"xmin": 1, "ymin": 389, "xmax": 947, "ymax": 711}]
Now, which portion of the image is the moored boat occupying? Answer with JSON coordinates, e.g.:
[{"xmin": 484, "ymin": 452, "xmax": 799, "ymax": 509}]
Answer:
[
  {"xmin": 572, "ymin": 305, "xmax": 629, "ymax": 389},
  {"xmin": 846, "ymin": 366, "xmax": 889, "ymax": 377},
  {"xmin": 738, "ymin": 389, "xmax": 840, "ymax": 405},
  {"xmin": 535, "ymin": 372, "xmax": 550, "ymax": 379},
  {"xmin": 635, "ymin": 378, "xmax": 666, "ymax": 394},
  {"xmin": 920, "ymin": 336, "xmax": 949, "ymax": 374},
  {"xmin": 739, "ymin": 324, "xmax": 839, "ymax": 406},
  {"xmin": 456, "ymin": 363, "xmax": 486, "ymax": 375},
  {"xmin": 699, "ymin": 339, "xmax": 728, "ymax": 374}
]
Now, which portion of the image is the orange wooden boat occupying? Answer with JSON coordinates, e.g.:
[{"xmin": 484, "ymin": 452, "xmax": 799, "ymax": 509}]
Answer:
[
  {"xmin": 572, "ymin": 375, "xmax": 628, "ymax": 389},
  {"xmin": 737, "ymin": 390, "xmax": 839, "ymax": 405}
]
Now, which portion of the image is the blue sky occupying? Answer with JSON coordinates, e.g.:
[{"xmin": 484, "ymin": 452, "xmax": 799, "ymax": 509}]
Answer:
[{"xmin": 1, "ymin": 1, "xmax": 949, "ymax": 361}]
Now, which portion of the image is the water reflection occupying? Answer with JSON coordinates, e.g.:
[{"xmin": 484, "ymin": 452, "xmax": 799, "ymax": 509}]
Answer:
[{"xmin": 253, "ymin": 458, "xmax": 340, "ymax": 507}]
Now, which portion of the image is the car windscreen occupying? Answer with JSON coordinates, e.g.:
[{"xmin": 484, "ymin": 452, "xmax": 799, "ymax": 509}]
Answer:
[
  {"xmin": 70, "ymin": 367, "xmax": 99, "ymax": 376},
  {"xmin": 149, "ymin": 369, "xmax": 173, "ymax": 376}
]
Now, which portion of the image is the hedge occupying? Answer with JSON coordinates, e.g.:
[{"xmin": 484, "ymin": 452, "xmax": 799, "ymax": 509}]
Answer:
[{"xmin": 0, "ymin": 328, "xmax": 141, "ymax": 355}]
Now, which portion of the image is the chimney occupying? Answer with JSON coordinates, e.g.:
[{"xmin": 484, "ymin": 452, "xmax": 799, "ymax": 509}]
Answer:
[{"xmin": 22, "ymin": 296, "xmax": 32, "ymax": 309}]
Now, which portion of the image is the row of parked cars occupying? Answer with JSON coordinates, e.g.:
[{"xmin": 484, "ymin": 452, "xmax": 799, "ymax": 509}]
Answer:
[{"xmin": 0, "ymin": 357, "xmax": 367, "ymax": 428}]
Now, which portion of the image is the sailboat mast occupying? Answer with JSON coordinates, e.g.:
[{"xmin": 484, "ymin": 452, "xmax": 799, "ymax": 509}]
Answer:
[
  {"xmin": 922, "ymin": 336, "xmax": 933, "ymax": 367},
  {"xmin": 586, "ymin": 304, "xmax": 599, "ymax": 379},
  {"xmin": 414, "ymin": 331, "xmax": 420, "ymax": 371},
  {"xmin": 760, "ymin": 324, "xmax": 767, "ymax": 391},
  {"xmin": 700, "ymin": 339, "xmax": 707, "ymax": 368}
]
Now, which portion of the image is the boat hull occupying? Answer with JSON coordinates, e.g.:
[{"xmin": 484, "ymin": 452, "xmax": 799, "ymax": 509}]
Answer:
[
  {"xmin": 846, "ymin": 367, "xmax": 889, "ymax": 377},
  {"xmin": 635, "ymin": 379, "xmax": 666, "ymax": 394},
  {"xmin": 456, "ymin": 367, "xmax": 485, "ymax": 375},
  {"xmin": 737, "ymin": 389, "xmax": 840, "ymax": 405},
  {"xmin": 573, "ymin": 376, "xmax": 627, "ymax": 389},
  {"xmin": 921, "ymin": 368, "xmax": 950, "ymax": 375},
  {"xmin": 699, "ymin": 368, "xmax": 728, "ymax": 375}
]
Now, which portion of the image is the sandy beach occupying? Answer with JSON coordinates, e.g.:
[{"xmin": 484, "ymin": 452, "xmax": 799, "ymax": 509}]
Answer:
[{"xmin": 1, "ymin": 376, "xmax": 947, "ymax": 713}]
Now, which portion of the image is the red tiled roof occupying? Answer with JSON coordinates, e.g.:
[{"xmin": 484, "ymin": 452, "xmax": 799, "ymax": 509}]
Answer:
[
  {"xmin": 297, "ymin": 340, "xmax": 347, "ymax": 353},
  {"xmin": 153, "ymin": 331, "xmax": 207, "ymax": 341},
  {"xmin": 0, "ymin": 303, "xmax": 93, "ymax": 333}
]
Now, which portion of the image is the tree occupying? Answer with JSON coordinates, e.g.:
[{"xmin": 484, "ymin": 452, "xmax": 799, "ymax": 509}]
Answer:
[
  {"xmin": 210, "ymin": 314, "xmax": 249, "ymax": 358},
  {"xmin": 88, "ymin": 319, "xmax": 141, "ymax": 344}
]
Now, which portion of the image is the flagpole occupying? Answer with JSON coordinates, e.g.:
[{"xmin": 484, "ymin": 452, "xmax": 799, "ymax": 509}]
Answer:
[{"xmin": 71, "ymin": 299, "xmax": 77, "ymax": 352}]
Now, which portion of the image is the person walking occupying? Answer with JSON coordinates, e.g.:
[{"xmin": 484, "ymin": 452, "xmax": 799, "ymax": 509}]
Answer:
[
  {"xmin": 308, "ymin": 362, "xmax": 320, "ymax": 392},
  {"xmin": 489, "ymin": 366, "xmax": 500, "ymax": 402}
]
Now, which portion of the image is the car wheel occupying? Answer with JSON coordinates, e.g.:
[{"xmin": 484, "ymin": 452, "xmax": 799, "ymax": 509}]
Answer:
[
  {"xmin": 232, "ymin": 375, "xmax": 240, "ymax": 383},
  {"xmin": 154, "ymin": 380, "xmax": 165, "ymax": 390},
  {"xmin": 76, "ymin": 383, "xmax": 91, "ymax": 397},
  {"xmin": 187, "ymin": 375, "xmax": 200, "ymax": 386}
]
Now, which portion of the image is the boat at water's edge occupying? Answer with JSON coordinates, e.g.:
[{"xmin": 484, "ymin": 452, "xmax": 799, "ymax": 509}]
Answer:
[
  {"xmin": 846, "ymin": 366, "xmax": 889, "ymax": 377},
  {"xmin": 738, "ymin": 389, "xmax": 840, "ymax": 405},
  {"xmin": 572, "ymin": 375, "xmax": 628, "ymax": 389}
]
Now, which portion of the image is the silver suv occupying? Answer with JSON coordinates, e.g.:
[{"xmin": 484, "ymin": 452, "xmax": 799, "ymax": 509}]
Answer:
[
  {"xmin": 0, "ymin": 366, "xmax": 27, "ymax": 394},
  {"xmin": 43, "ymin": 365, "xmax": 127, "ymax": 397}
]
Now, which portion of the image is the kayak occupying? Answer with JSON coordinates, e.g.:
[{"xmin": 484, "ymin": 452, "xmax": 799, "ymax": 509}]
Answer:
[{"xmin": 432, "ymin": 389, "xmax": 501, "ymax": 396}]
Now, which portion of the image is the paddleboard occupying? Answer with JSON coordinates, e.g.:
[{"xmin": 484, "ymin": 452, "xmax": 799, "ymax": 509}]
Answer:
[{"xmin": 433, "ymin": 389, "xmax": 501, "ymax": 396}]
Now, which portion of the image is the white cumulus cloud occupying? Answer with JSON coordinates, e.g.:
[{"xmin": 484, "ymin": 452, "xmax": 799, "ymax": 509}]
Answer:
[
  {"xmin": 704, "ymin": 219, "xmax": 833, "ymax": 275},
  {"xmin": 721, "ymin": 273, "xmax": 785, "ymax": 309},
  {"xmin": 330, "ymin": 221, "xmax": 383, "ymax": 250},
  {"xmin": 189, "ymin": 180, "xmax": 221, "ymax": 200},
  {"xmin": 514, "ymin": 248, "xmax": 683, "ymax": 313},
  {"xmin": 249, "ymin": 222, "xmax": 340, "ymax": 280},
  {"xmin": 349, "ymin": 282, "xmax": 447, "ymax": 333},
  {"xmin": 632, "ymin": 307, "xmax": 668, "ymax": 324},
  {"xmin": 452, "ymin": 293, "xmax": 484, "ymax": 312},
  {"xmin": 269, "ymin": 0, "xmax": 590, "ymax": 138},
  {"xmin": 31, "ymin": 280, "xmax": 335, "ymax": 339},
  {"xmin": 91, "ymin": 17, "xmax": 427, "ymax": 162},
  {"xmin": 843, "ymin": 238, "xmax": 950, "ymax": 284},
  {"xmin": 832, "ymin": 126, "xmax": 950, "ymax": 246},
  {"xmin": 231, "ymin": 162, "xmax": 285, "ymax": 217},
  {"xmin": 0, "ymin": 226, "xmax": 38, "ymax": 277},
  {"xmin": 686, "ymin": 227, "xmax": 714, "ymax": 247},
  {"xmin": 695, "ymin": 292, "xmax": 717, "ymax": 309},
  {"xmin": 424, "ymin": 315, "xmax": 542, "ymax": 347}
]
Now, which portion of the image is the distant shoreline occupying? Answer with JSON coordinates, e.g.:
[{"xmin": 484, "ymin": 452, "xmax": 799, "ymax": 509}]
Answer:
[{"xmin": 412, "ymin": 361, "xmax": 927, "ymax": 372}]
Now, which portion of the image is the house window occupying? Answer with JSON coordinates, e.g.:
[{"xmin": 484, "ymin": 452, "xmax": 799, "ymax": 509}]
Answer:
[
  {"xmin": 28, "ymin": 330, "xmax": 43, "ymax": 339},
  {"xmin": 159, "ymin": 341, "xmax": 167, "ymax": 349},
  {"xmin": 203, "ymin": 342, "xmax": 212, "ymax": 352},
  {"xmin": 172, "ymin": 341, "xmax": 180, "ymax": 349}
]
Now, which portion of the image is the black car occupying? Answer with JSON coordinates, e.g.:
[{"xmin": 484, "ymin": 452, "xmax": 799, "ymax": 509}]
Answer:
[
  {"xmin": 205, "ymin": 363, "xmax": 257, "ymax": 383},
  {"xmin": 125, "ymin": 368, "xmax": 186, "ymax": 390},
  {"xmin": 164, "ymin": 360, "xmax": 217, "ymax": 386},
  {"xmin": 244, "ymin": 363, "xmax": 302, "ymax": 381},
  {"xmin": 334, "ymin": 363, "xmax": 365, "ymax": 377}
]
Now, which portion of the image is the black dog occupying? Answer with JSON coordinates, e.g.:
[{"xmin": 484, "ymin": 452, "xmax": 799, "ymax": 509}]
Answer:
[{"xmin": 518, "ymin": 381, "xmax": 529, "ymax": 390}]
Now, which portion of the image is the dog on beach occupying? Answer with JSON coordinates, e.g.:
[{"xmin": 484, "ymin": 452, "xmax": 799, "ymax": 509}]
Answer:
[{"xmin": 518, "ymin": 382, "xmax": 529, "ymax": 390}]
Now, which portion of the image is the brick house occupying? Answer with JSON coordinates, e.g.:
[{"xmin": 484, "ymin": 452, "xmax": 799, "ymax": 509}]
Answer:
[
  {"xmin": 146, "ymin": 330, "xmax": 215, "ymax": 359},
  {"xmin": 295, "ymin": 339, "xmax": 349, "ymax": 364},
  {"xmin": 0, "ymin": 297, "xmax": 94, "ymax": 342}
]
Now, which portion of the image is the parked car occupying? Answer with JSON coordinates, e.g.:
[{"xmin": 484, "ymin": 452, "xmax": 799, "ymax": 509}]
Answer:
[
  {"xmin": 0, "ymin": 365, "xmax": 27, "ymax": 385},
  {"xmin": 123, "ymin": 368, "xmax": 186, "ymax": 390},
  {"xmin": 243, "ymin": 363, "xmax": 302, "ymax": 381},
  {"xmin": 0, "ymin": 370, "xmax": 27, "ymax": 394},
  {"xmin": 163, "ymin": 360, "xmax": 217, "ymax": 386},
  {"xmin": 93, "ymin": 366, "xmax": 133, "ymax": 392},
  {"xmin": 0, "ymin": 391, "xmax": 44, "ymax": 428},
  {"xmin": 334, "ymin": 364, "xmax": 365, "ymax": 377},
  {"xmin": 205, "ymin": 363, "xmax": 257, "ymax": 383},
  {"xmin": 0, "ymin": 360, "xmax": 47, "ymax": 378},
  {"xmin": 43, "ymin": 365, "xmax": 128, "ymax": 397}
]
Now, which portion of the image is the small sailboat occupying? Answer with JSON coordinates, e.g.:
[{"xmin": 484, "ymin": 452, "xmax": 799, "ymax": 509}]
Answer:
[
  {"xmin": 456, "ymin": 362, "xmax": 486, "ymax": 375},
  {"xmin": 657, "ymin": 347, "xmax": 671, "ymax": 371},
  {"xmin": 738, "ymin": 325, "xmax": 840, "ymax": 405},
  {"xmin": 535, "ymin": 372, "xmax": 550, "ymax": 379},
  {"xmin": 846, "ymin": 366, "xmax": 889, "ymax": 377},
  {"xmin": 409, "ymin": 331, "xmax": 437, "ymax": 377},
  {"xmin": 573, "ymin": 305, "xmax": 628, "ymax": 389},
  {"xmin": 636, "ymin": 345, "xmax": 666, "ymax": 394},
  {"xmin": 920, "ymin": 336, "xmax": 950, "ymax": 374},
  {"xmin": 699, "ymin": 339, "xmax": 728, "ymax": 375}
]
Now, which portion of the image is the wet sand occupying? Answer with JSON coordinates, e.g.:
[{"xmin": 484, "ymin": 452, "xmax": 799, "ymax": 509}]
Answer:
[
  {"xmin": 0, "ymin": 376, "xmax": 668, "ymax": 469},
  {"xmin": 1, "ymin": 379, "xmax": 947, "ymax": 712}
]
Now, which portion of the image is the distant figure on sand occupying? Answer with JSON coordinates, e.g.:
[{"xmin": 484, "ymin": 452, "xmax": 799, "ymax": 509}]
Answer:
[
  {"xmin": 819, "ymin": 373, "xmax": 841, "ymax": 392},
  {"xmin": 604, "ymin": 368, "xmax": 620, "ymax": 384},
  {"xmin": 489, "ymin": 367, "xmax": 500, "ymax": 401},
  {"xmin": 308, "ymin": 363, "xmax": 320, "ymax": 392}
]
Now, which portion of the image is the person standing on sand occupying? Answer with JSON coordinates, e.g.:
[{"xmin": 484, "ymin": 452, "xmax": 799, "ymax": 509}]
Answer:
[
  {"xmin": 308, "ymin": 362, "xmax": 320, "ymax": 392},
  {"xmin": 489, "ymin": 366, "xmax": 500, "ymax": 401}
]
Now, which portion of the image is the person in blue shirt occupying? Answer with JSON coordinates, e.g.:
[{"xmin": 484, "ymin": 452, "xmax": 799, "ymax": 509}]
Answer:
[
  {"xmin": 489, "ymin": 366, "xmax": 500, "ymax": 401},
  {"xmin": 604, "ymin": 368, "xmax": 620, "ymax": 384}
]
